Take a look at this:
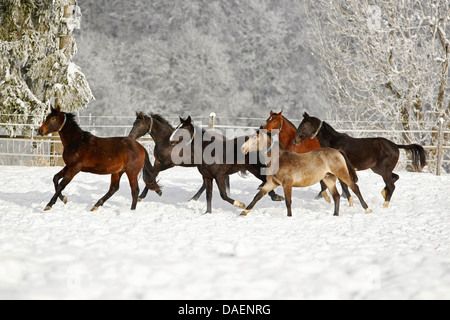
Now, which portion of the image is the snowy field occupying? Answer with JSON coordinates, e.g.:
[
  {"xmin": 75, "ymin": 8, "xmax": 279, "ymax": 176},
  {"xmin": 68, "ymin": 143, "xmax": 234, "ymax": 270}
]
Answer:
[{"xmin": 0, "ymin": 165, "xmax": 449, "ymax": 300}]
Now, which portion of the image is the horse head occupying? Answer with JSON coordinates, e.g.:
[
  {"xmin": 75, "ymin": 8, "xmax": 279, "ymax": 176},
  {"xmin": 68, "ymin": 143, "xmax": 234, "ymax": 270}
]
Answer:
[
  {"xmin": 293, "ymin": 112, "xmax": 322, "ymax": 145},
  {"xmin": 169, "ymin": 116, "xmax": 194, "ymax": 146},
  {"xmin": 38, "ymin": 105, "xmax": 67, "ymax": 136},
  {"xmin": 263, "ymin": 110, "xmax": 284, "ymax": 133}
]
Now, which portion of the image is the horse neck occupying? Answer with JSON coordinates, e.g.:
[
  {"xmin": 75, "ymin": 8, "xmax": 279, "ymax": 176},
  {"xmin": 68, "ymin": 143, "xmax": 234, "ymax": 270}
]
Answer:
[
  {"xmin": 151, "ymin": 118, "xmax": 174, "ymax": 144},
  {"xmin": 58, "ymin": 118, "xmax": 86, "ymax": 148},
  {"xmin": 316, "ymin": 121, "xmax": 341, "ymax": 147},
  {"xmin": 278, "ymin": 117, "xmax": 297, "ymax": 148}
]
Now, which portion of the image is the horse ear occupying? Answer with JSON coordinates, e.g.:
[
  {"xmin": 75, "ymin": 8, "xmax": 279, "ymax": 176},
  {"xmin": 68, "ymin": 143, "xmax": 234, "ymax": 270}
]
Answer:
[
  {"xmin": 187, "ymin": 116, "xmax": 192, "ymax": 124},
  {"xmin": 270, "ymin": 111, "xmax": 274, "ymax": 116},
  {"xmin": 280, "ymin": 110, "xmax": 283, "ymax": 116},
  {"xmin": 303, "ymin": 112, "xmax": 310, "ymax": 119},
  {"xmin": 179, "ymin": 116, "xmax": 184, "ymax": 123}
]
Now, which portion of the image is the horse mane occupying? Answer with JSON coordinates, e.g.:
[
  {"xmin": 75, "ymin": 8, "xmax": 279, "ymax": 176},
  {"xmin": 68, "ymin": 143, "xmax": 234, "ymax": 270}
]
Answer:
[
  {"xmin": 282, "ymin": 116, "xmax": 298, "ymax": 130},
  {"xmin": 150, "ymin": 113, "xmax": 174, "ymax": 129}
]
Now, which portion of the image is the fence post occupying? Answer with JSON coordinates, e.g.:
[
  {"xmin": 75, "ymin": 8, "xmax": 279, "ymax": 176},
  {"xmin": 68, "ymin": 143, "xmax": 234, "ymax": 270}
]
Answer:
[
  {"xmin": 209, "ymin": 112, "xmax": 216, "ymax": 130},
  {"xmin": 436, "ymin": 117, "xmax": 445, "ymax": 176}
]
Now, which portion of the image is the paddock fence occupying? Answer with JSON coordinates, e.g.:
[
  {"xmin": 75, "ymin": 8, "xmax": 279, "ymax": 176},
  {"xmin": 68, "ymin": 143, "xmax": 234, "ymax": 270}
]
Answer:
[{"xmin": 0, "ymin": 113, "xmax": 448, "ymax": 175}]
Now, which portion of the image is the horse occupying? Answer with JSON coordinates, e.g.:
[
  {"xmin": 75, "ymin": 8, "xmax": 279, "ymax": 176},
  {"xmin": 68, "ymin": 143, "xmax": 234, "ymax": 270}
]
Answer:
[
  {"xmin": 128, "ymin": 112, "xmax": 225, "ymax": 201},
  {"xmin": 264, "ymin": 111, "xmax": 356, "ymax": 206},
  {"xmin": 241, "ymin": 131, "xmax": 372, "ymax": 217},
  {"xmin": 169, "ymin": 116, "xmax": 284, "ymax": 214},
  {"xmin": 293, "ymin": 112, "xmax": 427, "ymax": 208},
  {"xmin": 37, "ymin": 106, "xmax": 162, "ymax": 211},
  {"xmin": 129, "ymin": 112, "xmax": 283, "ymax": 204}
]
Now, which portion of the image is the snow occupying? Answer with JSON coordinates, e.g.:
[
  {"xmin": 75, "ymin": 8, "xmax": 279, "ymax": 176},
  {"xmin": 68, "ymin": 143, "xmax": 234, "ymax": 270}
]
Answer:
[{"xmin": 0, "ymin": 165, "xmax": 449, "ymax": 300}]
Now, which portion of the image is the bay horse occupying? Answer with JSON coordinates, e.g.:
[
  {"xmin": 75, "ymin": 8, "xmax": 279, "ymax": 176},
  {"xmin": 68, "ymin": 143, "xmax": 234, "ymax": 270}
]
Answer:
[
  {"xmin": 293, "ymin": 113, "xmax": 427, "ymax": 208},
  {"xmin": 169, "ymin": 116, "xmax": 283, "ymax": 214},
  {"xmin": 38, "ymin": 106, "xmax": 162, "ymax": 211},
  {"xmin": 241, "ymin": 131, "xmax": 372, "ymax": 217}
]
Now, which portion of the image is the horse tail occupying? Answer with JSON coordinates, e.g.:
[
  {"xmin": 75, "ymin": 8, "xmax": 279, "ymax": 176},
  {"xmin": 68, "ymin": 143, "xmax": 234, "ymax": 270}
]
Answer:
[
  {"xmin": 143, "ymin": 149, "xmax": 162, "ymax": 195},
  {"xmin": 397, "ymin": 144, "xmax": 427, "ymax": 172},
  {"xmin": 339, "ymin": 150, "xmax": 358, "ymax": 183}
]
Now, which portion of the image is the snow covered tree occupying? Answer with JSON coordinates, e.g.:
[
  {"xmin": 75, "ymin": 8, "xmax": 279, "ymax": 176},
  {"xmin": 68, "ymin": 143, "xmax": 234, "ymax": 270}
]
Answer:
[
  {"xmin": 0, "ymin": 0, "xmax": 94, "ymax": 136},
  {"xmin": 304, "ymin": 0, "xmax": 449, "ymax": 146}
]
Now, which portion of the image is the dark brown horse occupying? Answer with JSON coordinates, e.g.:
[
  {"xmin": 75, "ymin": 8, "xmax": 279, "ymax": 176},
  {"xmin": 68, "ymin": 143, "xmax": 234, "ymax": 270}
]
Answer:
[
  {"xmin": 128, "ymin": 112, "xmax": 229, "ymax": 202},
  {"xmin": 38, "ymin": 106, "xmax": 161, "ymax": 211},
  {"xmin": 169, "ymin": 116, "xmax": 283, "ymax": 214},
  {"xmin": 128, "ymin": 112, "xmax": 282, "ymax": 203},
  {"xmin": 293, "ymin": 113, "xmax": 427, "ymax": 207}
]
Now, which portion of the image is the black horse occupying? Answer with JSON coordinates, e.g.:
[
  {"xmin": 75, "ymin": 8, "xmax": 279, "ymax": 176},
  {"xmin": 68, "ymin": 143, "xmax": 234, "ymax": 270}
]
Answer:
[
  {"xmin": 128, "ymin": 113, "xmax": 283, "ymax": 206},
  {"xmin": 169, "ymin": 116, "xmax": 283, "ymax": 214},
  {"xmin": 294, "ymin": 113, "xmax": 427, "ymax": 208}
]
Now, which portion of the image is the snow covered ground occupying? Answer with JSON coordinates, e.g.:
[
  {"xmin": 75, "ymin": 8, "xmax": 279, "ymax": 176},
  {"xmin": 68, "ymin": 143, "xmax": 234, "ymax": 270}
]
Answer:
[{"xmin": 0, "ymin": 165, "xmax": 449, "ymax": 300}]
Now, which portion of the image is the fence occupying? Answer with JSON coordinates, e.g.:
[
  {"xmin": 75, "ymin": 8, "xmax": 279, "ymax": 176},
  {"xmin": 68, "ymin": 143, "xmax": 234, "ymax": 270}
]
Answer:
[{"xmin": 0, "ymin": 113, "xmax": 449, "ymax": 175}]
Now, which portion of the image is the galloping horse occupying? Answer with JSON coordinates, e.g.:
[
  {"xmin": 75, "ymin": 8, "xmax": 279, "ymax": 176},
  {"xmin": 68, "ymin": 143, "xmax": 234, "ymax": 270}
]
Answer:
[
  {"xmin": 169, "ymin": 116, "xmax": 284, "ymax": 214},
  {"xmin": 129, "ymin": 112, "xmax": 282, "ymax": 203},
  {"xmin": 294, "ymin": 113, "xmax": 427, "ymax": 207},
  {"xmin": 128, "ymin": 112, "xmax": 228, "ymax": 201},
  {"xmin": 241, "ymin": 131, "xmax": 372, "ymax": 217},
  {"xmin": 38, "ymin": 106, "xmax": 162, "ymax": 211}
]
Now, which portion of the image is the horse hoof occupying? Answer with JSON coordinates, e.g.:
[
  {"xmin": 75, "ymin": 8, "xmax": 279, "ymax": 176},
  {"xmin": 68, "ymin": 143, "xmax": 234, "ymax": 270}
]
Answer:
[
  {"xmin": 322, "ymin": 191, "xmax": 332, "ymax": 203},
  {"xmin": 138, "ymin": 198, "xmax": 143, "ymax": 202},
  {"xmin": 156, "ymin": 190, "xmax": 163, "ymax": 197},
  {"xmin": 233, "ymin": 201, "xmax": 246, "ymax": 209},
  {"xmin": 383, "ymin": 201, "xmax": 390, "ymax": 208},
  {"xmin": 349, "ymin": 197, "xmax": 354, "ymax": 207},
  {"xmin": 271, "ymin": 195, "xmax": 284, "ymax": 202},
  {"xmin": 44, "ymin": 206, "xmax": 52, "ymax": 211},
  {"xmin": 240, "ymin": 210, "xmax": 250, "ymax": 216},
  {"xmin": 62, "ymin": 196, "xmax": 68, "ymax": 204},
  {"xmin": 366, "ymin": 208, "xmax": 373, "ymax": 214},
  {"xmin": 91, "ymin": 206, "xmax": 99, "ymax": 212}
]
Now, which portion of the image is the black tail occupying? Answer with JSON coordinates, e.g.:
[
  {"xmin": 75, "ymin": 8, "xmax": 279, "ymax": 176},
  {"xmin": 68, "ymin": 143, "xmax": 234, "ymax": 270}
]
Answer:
[
  {"xmin": 143, "ymin": 150, "xmax": 162, "ymax": 196},
  {"xmin": 397, "ymin": 144, "xmax": 427, "ymax": 172},
  {"xmin": 340, "ymin": 151, "xmax": 358, "ymax": 183}
]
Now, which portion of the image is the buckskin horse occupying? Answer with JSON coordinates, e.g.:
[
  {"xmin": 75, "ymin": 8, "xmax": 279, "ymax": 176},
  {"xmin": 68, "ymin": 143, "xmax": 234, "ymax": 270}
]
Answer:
[
  {"xmin": 294, "ymin": 113, "xmax": 427, "ymax": 208},
  {"xmin": 263, "ymin": 111, "xmax": 355, "ymax": 205},
  {"xmin": 38, "ymin": 106, "xmax": 162, "ymax": 211},
  {"xmin": 241, "ymin": 130, "xmax": 372, "ymax": 217}
]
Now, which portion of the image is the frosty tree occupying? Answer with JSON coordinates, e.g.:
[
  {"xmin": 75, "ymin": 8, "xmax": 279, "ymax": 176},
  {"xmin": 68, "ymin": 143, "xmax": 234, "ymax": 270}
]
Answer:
[
  {"xmin": 0, "ymin": 0, "xmax": 94, "ymax": 136},
  {"xmin": 304, "ymin": 0, "xmax": 449, "ymax": 145}
]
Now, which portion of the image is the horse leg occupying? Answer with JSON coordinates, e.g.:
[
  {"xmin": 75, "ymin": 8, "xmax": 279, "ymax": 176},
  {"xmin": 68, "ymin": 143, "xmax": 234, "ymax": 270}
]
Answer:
[
  {"xmin": 339, "ymin": 180, "xmax": 354, "ymax": 207},
  {"xmin": 215, "ymin": 175, "xmax": 245, "ymax": 209},
  {"xmin": 204, "ymin": 177, "xmax": 214, "ymax": 214},
  {"xmin": 241, "ymin": 178, "xmax": 279, "ymax": 216},
  {"xmin": 336, "ymin": 174, "xmax": 372, "ymax": 214},
  {"xmin": 283, "ymin": 184, "xmax": 293, "ymax": 217},
  {"xmin": 322, "ymin": 175, "xmax": 341, "ymax": 216},
  {"xmin": 139, "ymin": 159, "xmax": 169, "ymax": 201},
  {"xmin": 189, "ymin": 182, "xmax": 206, "ymax": 201},
  {"xmin": 372, "ymin": 167, "xmax": 397, "ymax": 208},
  {"xmin": 315, "ymin": 180, "xmax": 332, "ymax": 203},
  {"xmin": 44, "ymin": 166, "xmax": 80, "ymax": 211},
  {"xmin": 128, "ymin": 172, "xmax": 140, "ymax": 210},
  {"xmin": 91, "ymin": 172, "xmax": 123, "ymax": 211},
  {"xmin": 53, "ymin": 167, "xmax": 68, "ymax": 204}
]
